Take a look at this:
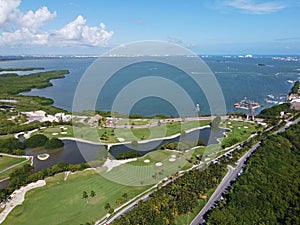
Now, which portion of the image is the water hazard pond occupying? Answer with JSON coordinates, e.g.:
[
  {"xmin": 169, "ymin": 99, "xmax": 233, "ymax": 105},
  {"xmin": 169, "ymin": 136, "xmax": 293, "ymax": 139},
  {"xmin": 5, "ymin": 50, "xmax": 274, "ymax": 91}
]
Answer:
[{"xmin": 25, "ymin": 127, "xmax": 227, "ymax": 172}]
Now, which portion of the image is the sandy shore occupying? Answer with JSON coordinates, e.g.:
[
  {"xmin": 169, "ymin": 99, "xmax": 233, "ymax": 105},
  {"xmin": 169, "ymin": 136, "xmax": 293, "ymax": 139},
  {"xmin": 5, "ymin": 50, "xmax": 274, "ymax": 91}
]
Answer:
[{"xmin": 0, "ymin": 180, "xmax": 46, "ymax": 224}]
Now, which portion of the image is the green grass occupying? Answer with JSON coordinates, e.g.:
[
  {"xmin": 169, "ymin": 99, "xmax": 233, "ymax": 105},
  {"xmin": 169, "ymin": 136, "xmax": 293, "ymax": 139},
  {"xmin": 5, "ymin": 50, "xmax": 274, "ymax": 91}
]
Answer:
[
  {"xmin": 117, "ymin": 120, "xmax": 211, "ymax": 142},
  {"xmin": 220, "ymin": 120, "xmax": 261, "ymax": 148},
  {"xmin": 0, "ymin": 156, "xmax": 26, "ymax": 171},
  {"xmin": 105, "ymin": 149, "xmax": 195, "ymax": 186},
  {"xmin": 33, "ymin": 120, "xmax": 211, "ymax": 143},
  {"xmin": 0, "ymin": 156, "xmax": 28, "ymax": 180},
  {"xmin": 2, "ymin": 169, "xmax": 149, "ymax": 225},
  {"xmin": 127, "ymin": 150, "xmax": 176, "ymax": 167},
  {"xmin": 37, "ymin": 125, "xmax": 73, "ymax": 137}
]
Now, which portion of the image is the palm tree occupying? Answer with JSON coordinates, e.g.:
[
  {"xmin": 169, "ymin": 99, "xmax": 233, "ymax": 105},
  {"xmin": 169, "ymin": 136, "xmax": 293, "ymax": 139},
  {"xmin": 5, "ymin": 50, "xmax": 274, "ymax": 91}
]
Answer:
[
  {"xmin": 104, "ymin": 202, "xmax": 111, "ymax": 210},
  {"xmin": 122, "ymin": 193, "xmax": 128, "ymax": 199},
  {"xmin": 90, "ymin": 190, "xmax": 96, "ymax": 198},
  {"xmin": 82, "ymin": 191, "xmax": 88, "ymax": 203}
]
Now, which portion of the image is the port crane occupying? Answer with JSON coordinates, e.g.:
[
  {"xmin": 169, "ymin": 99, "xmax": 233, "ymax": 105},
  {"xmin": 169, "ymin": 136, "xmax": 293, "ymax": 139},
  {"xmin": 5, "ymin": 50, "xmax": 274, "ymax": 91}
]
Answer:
[{"xmin": 234, "ymin": 97, "xmax": 260, "ymax": 120}]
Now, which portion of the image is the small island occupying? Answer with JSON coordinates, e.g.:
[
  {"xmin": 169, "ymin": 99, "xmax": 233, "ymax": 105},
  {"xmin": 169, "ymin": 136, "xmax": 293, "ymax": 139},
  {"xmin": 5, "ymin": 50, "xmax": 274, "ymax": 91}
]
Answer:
[{"xmin": 37, "ymin": 154, "xmax": 50, "ymax": 160}]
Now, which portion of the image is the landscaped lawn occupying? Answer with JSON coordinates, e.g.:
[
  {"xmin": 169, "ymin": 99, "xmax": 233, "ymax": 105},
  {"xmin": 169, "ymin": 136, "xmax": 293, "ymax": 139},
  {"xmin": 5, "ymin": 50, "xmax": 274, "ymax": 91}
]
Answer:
[
  {"xmin": 0, "ymin": 156, "xmax": 26, "ymax": 172},
  {"xmin": 33, "ymin": 120, "xmax": 211, "ymax": 143},
  {"xmin": 0, "ymin": 156, "xmax": 29, "ymax": 180},
  {"xmin": 36, "ymin": 125, "xmax": 74, "ymax": 138},
  {"xmin": 2, "ymin": 169, "xmax": 149, "ymax": 225},
  {"xmin": 118, "ymin": 120, "xmax": 211, "ymax": 142},
  {"xmin": 104, "ymin": 149, "xmax": 195, "ymax": 186},
  {"xmin": 220, "ymin": 120, "xmax": 262, "ymax": 148}
]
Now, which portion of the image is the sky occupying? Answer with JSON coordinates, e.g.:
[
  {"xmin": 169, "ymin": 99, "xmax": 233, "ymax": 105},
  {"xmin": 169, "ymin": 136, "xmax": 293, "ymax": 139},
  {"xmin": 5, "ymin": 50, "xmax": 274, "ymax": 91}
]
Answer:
[{"xmin": 0, "ymin": 0, "xmax": 300, "ymax": 55}]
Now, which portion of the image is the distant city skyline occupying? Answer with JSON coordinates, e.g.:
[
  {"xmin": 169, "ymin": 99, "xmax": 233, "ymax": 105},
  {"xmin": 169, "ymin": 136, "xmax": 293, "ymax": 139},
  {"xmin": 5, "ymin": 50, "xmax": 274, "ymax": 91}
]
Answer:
[{"xmin": 0, "ymin": 0, "xmax": 300, "ymax": 55}]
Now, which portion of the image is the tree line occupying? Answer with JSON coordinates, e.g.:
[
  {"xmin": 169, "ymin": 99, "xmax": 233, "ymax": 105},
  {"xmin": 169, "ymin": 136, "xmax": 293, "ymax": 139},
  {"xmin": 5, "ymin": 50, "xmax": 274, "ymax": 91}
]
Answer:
[
  {"xmin": 0, "ymin": 134, "xmax": 64, "ymax": 155},
  {"xmin": 205, "ymin": 124, "xmax": 300, "ymax": 225}
]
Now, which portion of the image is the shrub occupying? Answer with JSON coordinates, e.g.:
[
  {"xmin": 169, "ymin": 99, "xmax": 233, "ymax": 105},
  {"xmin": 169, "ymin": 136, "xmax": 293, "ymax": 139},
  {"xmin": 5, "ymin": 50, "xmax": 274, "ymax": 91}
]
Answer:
[
  {"xmin": 44, "ymin": 138, "xmax": 64, "ymax": 150},
  {"xmin": 24, "ymin": 134, "xmax": 49, "ymax": 148}
]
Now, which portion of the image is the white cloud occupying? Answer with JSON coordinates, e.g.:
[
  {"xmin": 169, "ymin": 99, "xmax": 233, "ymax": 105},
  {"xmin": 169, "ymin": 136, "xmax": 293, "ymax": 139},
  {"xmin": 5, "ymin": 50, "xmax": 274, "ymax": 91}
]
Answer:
[
  {"xmin": 221, "ymin": 0, "xmax": 287, "ymax": 14},
  {"xmin": 0, "ymin": 0, "xmax": 21, "ymax": 25},
  {"xmin": 0, "ymin": 28, "xmax": 48, "ymax": 45},
  {"xmin": 20, "ymin": 6, "xmax": 56, "ymax": 31},
  {"xmin": 0, "ymin": 0, "xmax": 113, "ymax": 47},
  {"xmin": 51, "ymin": 15, "xmax": 114, "ymax": 46}
]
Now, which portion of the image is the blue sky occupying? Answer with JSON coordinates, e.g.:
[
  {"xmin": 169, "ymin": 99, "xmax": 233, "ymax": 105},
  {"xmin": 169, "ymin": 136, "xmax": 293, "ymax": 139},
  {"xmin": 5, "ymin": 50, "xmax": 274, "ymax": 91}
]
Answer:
[{"xmin": 0, "ymin": 0, "xmax": 300, "ymax": 55}]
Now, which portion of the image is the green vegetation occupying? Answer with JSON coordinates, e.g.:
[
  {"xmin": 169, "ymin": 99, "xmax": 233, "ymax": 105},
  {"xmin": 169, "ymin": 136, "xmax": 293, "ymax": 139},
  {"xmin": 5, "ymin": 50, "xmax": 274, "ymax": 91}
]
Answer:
[
  {"xmin": 0, "ymin": 70, "xmax": 69, "ymax": 95},
  {"xmin": 0, "ymin": 68, "xmax": 70, "ymax": 139},
  {"xmin": 0, "ymin": 134, "xmax": 63, "ymax": 155},
  {"xmin": 221, "ymin": 120, "xmax": 260, "ymax": 149},
  {"xmin": 0, "ymin": 156, "xmax": 26, "ymax": 172},
  {"xmin": 158, "ymin": 140, "xmax": 205, "ymax": 151},
  {"xmin": 0, "ymin": 138, "xmax": 25, "ymax": 155},
  {"xmin": 111, "ymin": 161, "xmax": 227, "ymax": 225},
  {"xmin": 258, "ymin": 103, "xmax": 293, "ymax": 124},
  {"xmin": 127, "ymin": 150, "xmax": 176, "ymax": 167},
  {"xmin": 0, "ymin": 67, "xmax": 43, "ymax": 72},
  {"xmin": 2, "ymin": 169, "xmax": 149, "ymax": 225},
  {"xmin": 0, "ymin": 96, "xmax": 69, "ymax": 136},
  {"xmin": 24, "ymin": 134, "xmax": 49, "ymax": 148},
  {"xmin": 115, "ymin": 150, "xmax": 140, "ymax": 160},
  {"xmin": 44, "ymin": 138, "xmax": 64, "ymax": 150},
  {"xmin": 33, "ymin": 120, "xmax": 211, "ymax": 143},
  {"xmin": 0, "ymin": 162, "xmax": 89, "ymax": 201},
  {"xmin": 289, "ymin": 80, "xmax": 300, "ymax": 94},
  {"xmin": 0, "ymin": 156, "xmax": 28, "ymax": 180},
  {"xmin": 210, "ymin": 115, "xmax": 222, "ymax": 129},
  {"xmin": 206, "ymin": 124, "xmax": 300, "ymax": 225},
  {"xmin": 110, "ymin": 119, "xmax": 279, "ymax": 225}
]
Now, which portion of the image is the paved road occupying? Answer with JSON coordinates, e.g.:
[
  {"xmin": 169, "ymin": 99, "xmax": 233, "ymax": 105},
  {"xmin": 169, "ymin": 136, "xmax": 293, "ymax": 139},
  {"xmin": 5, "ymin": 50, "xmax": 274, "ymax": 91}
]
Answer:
[
  {"xmin": 274, "ymin": 117, "xmax": 300, "ymax": 134},
  {"xmin": 190, "ymin": 142, "xmax": 261, "ymax": 225},
  {"xmin": 190, "ymin": 116, "xmax": 299, "ymax": 225}
]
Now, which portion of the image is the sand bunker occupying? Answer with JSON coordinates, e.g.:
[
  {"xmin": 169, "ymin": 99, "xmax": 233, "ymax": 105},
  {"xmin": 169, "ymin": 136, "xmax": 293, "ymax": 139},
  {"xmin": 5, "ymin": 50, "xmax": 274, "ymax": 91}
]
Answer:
[
  {"xmin": 0, "ymin": 180, "xmax": 46, "ymax": 223},
  {"xmin": 155, "ymin": 162, "xmax": 163, "ymax": 167},
  {"xmin": 52, "ymin": 133, "xmax": 58, "ymax": 135},
  {"xmin": 61, "ymin": 132, "xmax": 67, "ymax": 134},
  {"xmin": 169, "ymin": 158, "xmax": 176, "ymax": 162},
  {"xmin": 144, "ymin": 159, "xmax": 150, "ymax": 163}
]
